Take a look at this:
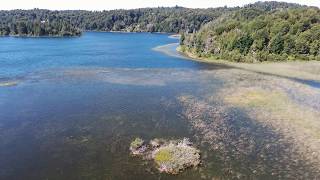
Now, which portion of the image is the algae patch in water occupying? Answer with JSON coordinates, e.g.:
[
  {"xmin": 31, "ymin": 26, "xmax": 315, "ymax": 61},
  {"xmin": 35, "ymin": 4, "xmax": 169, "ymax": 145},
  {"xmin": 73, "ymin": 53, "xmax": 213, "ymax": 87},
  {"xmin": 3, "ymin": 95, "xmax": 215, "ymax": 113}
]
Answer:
[
  {"xmin": 129, "ymin": 138, "xmax": 200, "ymax": 174},
  {"xmin": 224, "ymin": 87, "xmax": 320, "ymax": 170},
  {"xmin": 225, "ymin": 88, "xmax": 320, "ymax": 139}
]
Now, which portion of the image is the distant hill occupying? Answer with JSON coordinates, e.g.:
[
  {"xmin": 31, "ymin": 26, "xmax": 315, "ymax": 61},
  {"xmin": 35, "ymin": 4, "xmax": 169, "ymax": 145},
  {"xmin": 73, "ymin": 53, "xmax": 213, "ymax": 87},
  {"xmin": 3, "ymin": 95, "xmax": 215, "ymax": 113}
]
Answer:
[
  {"xmin": 180, "ymin": 1, "xmax": 320, "ymax": 62},
  {"xmin": 244, "ymin": 1, "xmax": 303, "ymax": 10}
]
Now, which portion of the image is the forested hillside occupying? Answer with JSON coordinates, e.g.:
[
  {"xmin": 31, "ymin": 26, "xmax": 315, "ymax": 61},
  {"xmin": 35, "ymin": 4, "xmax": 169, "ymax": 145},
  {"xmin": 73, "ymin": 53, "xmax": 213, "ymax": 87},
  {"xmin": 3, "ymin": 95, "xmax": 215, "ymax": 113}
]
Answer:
[
  {"xmin": 0, "ymin": 9, "xmax": 82, "ymax": 36},
  {"xmin": 0, "ymin": 7, "xmax": 232, "ymax": 36},
  {"xmin": 82, "ymin": 7, "xmax": 231, "ymax": 32},
  {"xmin": 180, "ymin": 4, "xmax": 320, "ymax": 62}
]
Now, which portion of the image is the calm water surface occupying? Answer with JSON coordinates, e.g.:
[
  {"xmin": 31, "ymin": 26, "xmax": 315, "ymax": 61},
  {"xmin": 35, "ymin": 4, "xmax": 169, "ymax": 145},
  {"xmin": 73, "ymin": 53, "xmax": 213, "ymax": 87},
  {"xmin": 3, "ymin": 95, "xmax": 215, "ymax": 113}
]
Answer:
[
  {"xmin": 0, "ymin": 32, "xmax": 317, "ymax": 180},
  {"xmin": 0, "ymin": 32, "xmax": 205, "ymax": 78}
]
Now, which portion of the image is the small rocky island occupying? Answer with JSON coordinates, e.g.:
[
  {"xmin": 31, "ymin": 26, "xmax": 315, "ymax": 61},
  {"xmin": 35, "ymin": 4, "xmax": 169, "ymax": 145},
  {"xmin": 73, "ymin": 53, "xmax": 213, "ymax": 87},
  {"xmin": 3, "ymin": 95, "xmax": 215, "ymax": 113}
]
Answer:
[{"xmin": 130, "ymin": 137, "xmax": 201, "ymax": 174}]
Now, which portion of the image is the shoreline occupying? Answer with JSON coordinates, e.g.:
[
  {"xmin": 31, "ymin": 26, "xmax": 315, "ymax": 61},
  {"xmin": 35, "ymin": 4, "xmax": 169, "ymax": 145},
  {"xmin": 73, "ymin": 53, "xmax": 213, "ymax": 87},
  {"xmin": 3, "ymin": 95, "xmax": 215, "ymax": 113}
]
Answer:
[
  {"xmin": 0, "ymin": 34, "xmax": 81, "ymax": 38},
  {"xmin": 176, "ymin": 46, "xmax": 320, "ymax": 83},
  {"xmin": 152, "ymin": 43, "xmax": 190, "ymax": 60},
  {"xmin": 0, "ymin": 31, "xmax": 178, "ymax": 38}
]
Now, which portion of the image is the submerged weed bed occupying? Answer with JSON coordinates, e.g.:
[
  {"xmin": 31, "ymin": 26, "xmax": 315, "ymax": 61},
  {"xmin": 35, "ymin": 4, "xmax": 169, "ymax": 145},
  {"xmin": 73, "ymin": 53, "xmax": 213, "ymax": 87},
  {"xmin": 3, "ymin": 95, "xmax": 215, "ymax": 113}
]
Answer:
[{"xmin": 0, "ymin": 81, "xmax": 19, "ymax": 87}]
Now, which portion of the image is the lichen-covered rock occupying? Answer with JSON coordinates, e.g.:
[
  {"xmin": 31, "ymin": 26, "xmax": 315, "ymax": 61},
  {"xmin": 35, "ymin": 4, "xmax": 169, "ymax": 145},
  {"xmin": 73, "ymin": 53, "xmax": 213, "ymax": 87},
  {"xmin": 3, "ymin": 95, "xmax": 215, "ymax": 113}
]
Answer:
[
  {"xmin": 129, "ymin": 137, "xmax": 201, "ymax": 174},
  {"xmin": 130, "ymin": 138, "xmax": 147, "ymax": 155},
  {"xmin": 150, "ymin": 138, "xmax": 165, "ymax": 148},
  {"xmin": 153, "ymin": 138, "xmax": 200, "ymax": 174}
]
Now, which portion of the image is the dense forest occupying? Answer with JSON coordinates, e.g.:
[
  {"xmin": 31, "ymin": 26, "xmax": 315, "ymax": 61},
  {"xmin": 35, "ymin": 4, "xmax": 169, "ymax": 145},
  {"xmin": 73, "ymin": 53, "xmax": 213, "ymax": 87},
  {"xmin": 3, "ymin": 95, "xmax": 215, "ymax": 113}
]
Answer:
[
  {"xmin": 180, "ymin": 3, "xmax": 320, "ymax": 62},
  {"xmin": 0, "ymin": 6, "xmax": 232, "ymax": 36},
  {"xmin": 0, "ymin": 9, "xmax": 82, "ymax": 36}
]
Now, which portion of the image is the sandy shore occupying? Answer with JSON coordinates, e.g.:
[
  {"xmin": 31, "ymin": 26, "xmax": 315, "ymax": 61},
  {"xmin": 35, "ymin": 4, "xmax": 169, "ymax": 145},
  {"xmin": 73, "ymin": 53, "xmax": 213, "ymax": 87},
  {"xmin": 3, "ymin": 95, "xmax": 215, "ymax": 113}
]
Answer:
[{"xmin": 177, "ymin": 47, "xmax": 320, "ymax": 83}]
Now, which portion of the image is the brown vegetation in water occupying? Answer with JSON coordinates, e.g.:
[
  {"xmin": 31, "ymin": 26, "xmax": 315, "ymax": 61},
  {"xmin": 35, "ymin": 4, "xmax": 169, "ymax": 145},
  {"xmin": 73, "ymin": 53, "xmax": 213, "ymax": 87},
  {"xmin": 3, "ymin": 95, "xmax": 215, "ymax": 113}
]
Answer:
[
  {"xmin": 224, "ymin": 87, "xmax": 320, "ymax": 169},
  {"xmin": 177, "ymin": 70, "xmax": 320, "ymax": 178}
]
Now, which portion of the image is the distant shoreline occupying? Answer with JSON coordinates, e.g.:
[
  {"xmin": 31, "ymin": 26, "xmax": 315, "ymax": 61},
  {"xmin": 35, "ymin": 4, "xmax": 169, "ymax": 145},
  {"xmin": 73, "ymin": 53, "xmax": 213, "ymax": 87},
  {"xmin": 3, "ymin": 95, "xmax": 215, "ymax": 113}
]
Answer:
[
  {"xmin": 0, "ymin": 34, "xmax": 81, "ymax": 38},
  {"xmin": 0, "ymin": 31, "xmax": 178, "ymax": 38}
]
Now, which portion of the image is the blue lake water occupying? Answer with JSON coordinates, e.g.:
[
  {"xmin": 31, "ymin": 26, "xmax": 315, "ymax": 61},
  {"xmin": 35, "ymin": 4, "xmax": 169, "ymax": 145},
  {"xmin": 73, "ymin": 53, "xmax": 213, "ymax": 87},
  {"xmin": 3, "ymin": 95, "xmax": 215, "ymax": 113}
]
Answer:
[
  {"xmin": 0, "ymin": 32, "xmax": 318, "ymax": 180},
  {"xmin": 0, "ymin": 32, "xmax": 204, "ymax": 78}
]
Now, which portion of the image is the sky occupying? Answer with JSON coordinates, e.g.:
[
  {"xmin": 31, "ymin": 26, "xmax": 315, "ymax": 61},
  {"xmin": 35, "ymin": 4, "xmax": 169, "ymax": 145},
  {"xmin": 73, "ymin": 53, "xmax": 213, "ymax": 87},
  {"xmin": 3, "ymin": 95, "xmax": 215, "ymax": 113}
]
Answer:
[{"xmin": 1, "ymin": 0, "xmax": 319, "ymax": 10}]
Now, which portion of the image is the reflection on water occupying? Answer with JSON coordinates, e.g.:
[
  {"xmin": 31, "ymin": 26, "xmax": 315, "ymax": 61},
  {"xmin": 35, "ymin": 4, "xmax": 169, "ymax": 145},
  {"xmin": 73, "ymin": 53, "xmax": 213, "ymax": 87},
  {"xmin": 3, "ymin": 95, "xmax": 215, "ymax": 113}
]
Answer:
[{"xmin": 0, "ymin": 32, "xmax": 319, "ymax": 179}]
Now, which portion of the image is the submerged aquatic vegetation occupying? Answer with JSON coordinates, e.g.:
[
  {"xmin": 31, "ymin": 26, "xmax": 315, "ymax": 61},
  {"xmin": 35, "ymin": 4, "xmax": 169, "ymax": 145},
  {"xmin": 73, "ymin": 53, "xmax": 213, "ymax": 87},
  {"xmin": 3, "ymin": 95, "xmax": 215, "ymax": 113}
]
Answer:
[
  {"xmin": 0, "ymin": 81, "xmax": 19, "ymax": 87},
  {"xmin": 129, "ymin": 138, "xmax": 200, "ymax": 174},
  {"xmin": 222, "ymin": 86, "xmax": 320, "ymax": 173},
  {"xmin": 225, "ymin": 89, "xmax": 286, "ymax": 108},
  {"xmin": 178, "ymin": 92, "xmax": 320, "ymax": 179},
  {"xmin": 225, "ymin": 88, "xmax": 320, "ymax": 139}
]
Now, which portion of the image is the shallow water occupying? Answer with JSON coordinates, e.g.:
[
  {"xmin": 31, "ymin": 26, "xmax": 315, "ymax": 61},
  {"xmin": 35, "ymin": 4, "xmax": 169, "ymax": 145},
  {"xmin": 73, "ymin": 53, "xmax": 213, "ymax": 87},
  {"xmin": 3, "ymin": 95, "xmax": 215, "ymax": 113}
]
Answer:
[{"xmin": 0, "ymin": 32, "xmax": 319, "ymax": 180}]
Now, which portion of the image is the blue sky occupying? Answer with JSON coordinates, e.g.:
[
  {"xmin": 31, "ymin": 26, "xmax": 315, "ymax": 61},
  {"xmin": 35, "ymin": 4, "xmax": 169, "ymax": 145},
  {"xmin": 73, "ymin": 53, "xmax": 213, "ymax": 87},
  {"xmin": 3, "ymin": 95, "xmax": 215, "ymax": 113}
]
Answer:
[{"xmin": 1, "ymin": 0, "xmax": 319, "ymax": 10}]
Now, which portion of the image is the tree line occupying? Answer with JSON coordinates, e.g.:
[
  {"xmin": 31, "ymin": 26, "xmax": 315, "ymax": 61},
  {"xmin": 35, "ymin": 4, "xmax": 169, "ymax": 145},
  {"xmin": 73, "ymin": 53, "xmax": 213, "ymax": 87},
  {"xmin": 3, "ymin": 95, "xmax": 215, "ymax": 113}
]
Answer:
[
  {"xmin": 0, "ymin": 9, "xmax": 82, "ymax": 36},
  {"xmin": 180, "ymin": 3, "xmax": 320, "ymax": 62},
  {"xmin": 0, "ymin": 6, "xmax": 232, "ymax": 36}
]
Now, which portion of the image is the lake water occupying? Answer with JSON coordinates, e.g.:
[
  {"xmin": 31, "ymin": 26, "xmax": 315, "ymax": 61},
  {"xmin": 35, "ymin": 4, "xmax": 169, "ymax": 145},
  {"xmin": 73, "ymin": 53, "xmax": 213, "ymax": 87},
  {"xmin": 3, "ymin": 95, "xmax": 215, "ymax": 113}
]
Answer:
[
  {"xmin": 0, "ymin": 32, "xmax": 202, "ymax": 77},
  {"xmin": 0, "ymin": 32, "xmax": 318, "ymax": 179}
]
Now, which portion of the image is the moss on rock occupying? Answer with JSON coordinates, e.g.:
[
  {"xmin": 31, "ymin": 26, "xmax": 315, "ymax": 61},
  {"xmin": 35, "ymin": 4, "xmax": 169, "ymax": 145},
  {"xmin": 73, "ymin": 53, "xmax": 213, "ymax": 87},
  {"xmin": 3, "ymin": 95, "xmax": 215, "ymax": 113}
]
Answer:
[
  {"xmin": 130, "ymin": 138, "xmax": 144, "ymax": 149},
  {"xmin": 130, "ymin": 137, "xmax": 147, "ymax": 155},
  {"xmin": 129, "ymin": 137, "xmax": 200, "ymax": 174},
  {"xmin": 154, "ymin": 148, "xmax": 173, "ymax": 163}
]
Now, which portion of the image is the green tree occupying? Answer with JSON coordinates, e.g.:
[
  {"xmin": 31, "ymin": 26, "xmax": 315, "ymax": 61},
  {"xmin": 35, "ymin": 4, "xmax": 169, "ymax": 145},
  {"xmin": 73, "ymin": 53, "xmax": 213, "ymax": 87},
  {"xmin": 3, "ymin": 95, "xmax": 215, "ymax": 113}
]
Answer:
[
  {"xmin": 17, "ymin": 22, "xmax": 28, "ymax": 35},
  {"xmin": 233, "ymin": 34, "xmax": 254, "ymax": 54},
  {"xmin": 295, "ymin": 31, "xmax": 312, "ymax": 54},
  {"xmin": 310, "ymin": 40, "xmax": 320, "ymax": 56},
  {"xmin": 269, "ymin": 34, "xmax": 284, "ymax": 54},
  {"xmin": 180, "ymin": 33, "xmax": 185, "ymax": 45}
]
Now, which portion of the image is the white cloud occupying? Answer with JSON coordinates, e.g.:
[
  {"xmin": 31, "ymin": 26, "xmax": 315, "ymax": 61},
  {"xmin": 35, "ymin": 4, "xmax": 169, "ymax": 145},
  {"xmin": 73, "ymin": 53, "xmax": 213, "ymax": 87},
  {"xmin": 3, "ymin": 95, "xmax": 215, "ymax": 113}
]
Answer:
[{"xmin": 1, "ymin": 0, "xmax": 319, "ymax": 10}]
